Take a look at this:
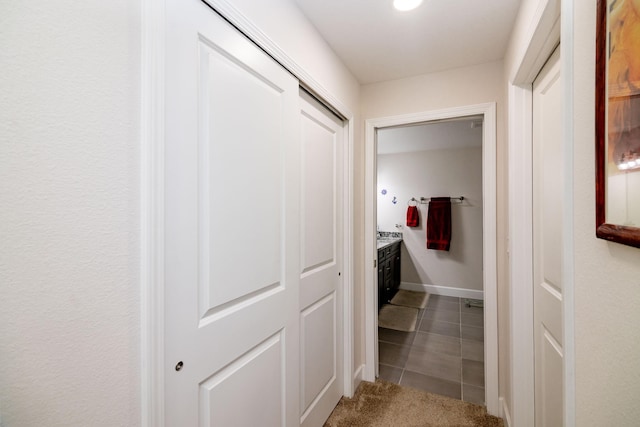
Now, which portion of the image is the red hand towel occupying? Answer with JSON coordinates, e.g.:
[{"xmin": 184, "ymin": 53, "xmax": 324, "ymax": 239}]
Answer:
[
  {"xmin": 427, "ymin": 197, "xmax": 451, "ymax": 251},
  {"xmin": 406, "ymin": 205, "xmax": 419, "ymax": 227}
]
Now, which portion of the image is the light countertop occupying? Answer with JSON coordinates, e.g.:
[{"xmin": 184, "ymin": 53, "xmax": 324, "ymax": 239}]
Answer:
[{"xmin": 377, "ymin": 237, "xmax": 402, "ymax": 250}]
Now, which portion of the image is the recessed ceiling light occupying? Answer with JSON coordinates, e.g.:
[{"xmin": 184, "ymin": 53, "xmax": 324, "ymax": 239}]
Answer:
[{"xmin": 393, "ymin": 0, "xmax": 423, "ymax": 11}]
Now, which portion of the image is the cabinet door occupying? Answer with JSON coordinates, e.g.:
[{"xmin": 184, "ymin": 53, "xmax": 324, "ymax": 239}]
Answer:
[
  {"xmin": 388, "ymin": 258, "xmax": 397, "ymax": 301},
  {"xmin": 392, "ymin": 245, "xmax": 401, "ymax": 290},
  {"xmin": 377, "ymin": 252, "xmax": 385, "ymax": 309},
  {"xmin": 383, "ymin": 258, "xmax": 393, "ymax": 303}
]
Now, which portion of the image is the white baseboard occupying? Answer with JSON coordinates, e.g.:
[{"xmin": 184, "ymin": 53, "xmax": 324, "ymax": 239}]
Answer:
[
  {"xmin": 351, "ymin": 364, "xmax": 364, "ymax": 397},
  {"xmin": 500, "ymin": 397, "xmax": 512, "ymax": 427},
  {"xmin": 400, "ymin": 282, "xmax": 484, "ymax": 300}
]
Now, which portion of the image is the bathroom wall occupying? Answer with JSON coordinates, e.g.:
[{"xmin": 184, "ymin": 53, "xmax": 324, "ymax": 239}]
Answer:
[{"xmin": 377, "ymin": 147, "xmax": 483, "ymax": 295}]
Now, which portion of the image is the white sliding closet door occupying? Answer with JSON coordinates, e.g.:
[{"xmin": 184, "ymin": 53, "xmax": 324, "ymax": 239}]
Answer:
[
  {"xmin": 298, "ymin": 90, "xmax": 344, "ymax": 427},
  {"xmin": 164, "ymin": 0, "xmax": 301, "ymax": 425}
]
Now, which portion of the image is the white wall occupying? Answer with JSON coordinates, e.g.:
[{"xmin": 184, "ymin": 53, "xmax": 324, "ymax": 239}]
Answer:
[
  {"xmin": 377, "ymin": 148, "xmax": 483, "ymax": 292},
  {"xmin": 572, "ymin": 1, "xmax": 640, "ymax": 425},
  {"xmin": 0, "ymin": 1, "xmax": 142, "ymax": 426},
  {"xmin": 362, "ymin": 60, "xmax": 505, "ymax": 117}
]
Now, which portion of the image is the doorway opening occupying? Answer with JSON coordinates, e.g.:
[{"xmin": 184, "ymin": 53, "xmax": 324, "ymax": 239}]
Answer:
[
  {"xmin": 375, "ymin": 116, "xmax": 485, "ymax": 404},
  {"xmin": 364, "ymin": 103, "xmax": 499, "ymax": 416}
]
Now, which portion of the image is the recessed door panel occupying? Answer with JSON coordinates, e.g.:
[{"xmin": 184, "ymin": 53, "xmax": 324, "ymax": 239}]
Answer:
[
  {"xmin": 197, "ymin": 38, "xmax": 284, "ymax": 318},
  {"xmin": 300, "ymin": 294, "xmax": 336, "ymax": 413},
  {"xmin": 539, "ymin": 329, "xmax": 563, "ymax": 426},
  {"xmin": 301, "ymin": 109, "xmax": 337, "ymax": 273},
  {"xmin": 199, "ymin": 333, "xmax": 284, "ymax": 427}
]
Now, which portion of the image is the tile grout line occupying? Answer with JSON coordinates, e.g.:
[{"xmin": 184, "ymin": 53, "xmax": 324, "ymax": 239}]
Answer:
[
  {"xmin": 398, "ymin": 306, "xmax": 423, "ymax": 387},
  {"xmin": 399, "ymin": 303, "xmax": 425, "ymax": 386},
  {"xmin": 423, "ymin": 296, "xmax": 464, "ymax": 399}
]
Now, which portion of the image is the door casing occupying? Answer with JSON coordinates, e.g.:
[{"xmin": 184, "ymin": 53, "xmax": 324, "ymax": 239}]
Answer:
[{"xmin": 364, "ymin": 102, "xmax": 499, "ymax": 416}]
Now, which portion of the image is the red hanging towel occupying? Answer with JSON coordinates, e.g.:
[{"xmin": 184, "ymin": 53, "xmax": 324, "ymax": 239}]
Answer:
[
  {"xmin": 406, "ymin": 205, "xmax": 419, "ymax": 227},
  {"xmin": 426, "ymin": 197, "xmax": 451, "ymax": 251}
]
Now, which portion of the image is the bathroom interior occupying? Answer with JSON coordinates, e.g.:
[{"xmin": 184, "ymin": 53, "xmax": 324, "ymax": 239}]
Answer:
[{"xmin": 375, "ymin": 116, "xmax": 487, "ymax": 405}]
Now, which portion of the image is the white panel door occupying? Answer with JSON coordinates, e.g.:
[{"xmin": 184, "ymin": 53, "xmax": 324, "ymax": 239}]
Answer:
[
  {"xmin": 533, "ymin": 47, "xmax": 563, "ymax": 427},
  {"xmin": 164, "ymin": 1, "xmax": 300, "ymax": 425},
  {"xmin": 298, "ymin": 91, "xmax": 344, "ymax": 427}
]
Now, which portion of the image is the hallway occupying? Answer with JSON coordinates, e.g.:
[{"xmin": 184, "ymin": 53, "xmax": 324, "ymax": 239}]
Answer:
[
  {"xmin": 324, "ymin": 378, "xmax": 502, "ymax": 427},
  {"xmin": 4, "ymin": 1, "xmax": 640, "ymax": 426}
]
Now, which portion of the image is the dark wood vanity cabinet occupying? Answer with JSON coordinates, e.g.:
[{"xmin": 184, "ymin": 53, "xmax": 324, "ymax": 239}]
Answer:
[{"xmin": 377, "ymin": 241, "xmax": 401, "ymax": 309}]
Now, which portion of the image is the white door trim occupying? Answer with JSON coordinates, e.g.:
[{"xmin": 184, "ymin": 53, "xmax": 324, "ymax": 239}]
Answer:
[
  {"xmin": 364, "ymin": 102, "xmax": 499, "ymax": 416},
  {"xmin": 141, "ymin": 0, "xmax": 165, "ymax": 424},
  {"xmin": 507, "ymin": 82, "xmax": 535, "ymax": 427},
  {"xmin": 560, "ymin": 3, "xmax": 576, "ymax": 426},
  {"xmin": 507, "ymin": 0, "xmax": 574, "ymax": 426},
  {"xmin": 141, "ymin": 1, "xmax": 356, "ymax": 425}
]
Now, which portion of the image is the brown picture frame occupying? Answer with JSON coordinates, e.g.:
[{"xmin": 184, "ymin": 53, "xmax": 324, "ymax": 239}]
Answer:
[{"xmin": 595, "ymin": 0, "xmax": 640, "ymax": 248}]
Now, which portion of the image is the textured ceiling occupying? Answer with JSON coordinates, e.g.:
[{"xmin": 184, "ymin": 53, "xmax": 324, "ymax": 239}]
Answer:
[{"xmin": 294, "ymin": 0, "xmax": 522, "ymax": 84}]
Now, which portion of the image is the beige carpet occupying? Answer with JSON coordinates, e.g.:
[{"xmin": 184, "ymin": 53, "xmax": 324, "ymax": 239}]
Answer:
[
  {"xmin": 391, "ymin": 290, "xmax": 430, "ymax": 309},
  {"xmin": 324, "ymin": 380, "xmax": 504, "ymax": 427},
  {"xmin": 378, "ymin": 304, "xmax": 418, "ymax": 332}
]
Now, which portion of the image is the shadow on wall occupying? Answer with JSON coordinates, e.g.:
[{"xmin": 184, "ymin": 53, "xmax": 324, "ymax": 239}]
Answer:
[{"xmin": 401, "ymin": 243, "xmax": 430, "ymax": 284}]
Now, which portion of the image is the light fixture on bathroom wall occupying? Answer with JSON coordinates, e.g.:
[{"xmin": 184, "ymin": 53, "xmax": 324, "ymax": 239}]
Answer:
[
  {"xmin": 616, "ymin": 150, "xmax": 640, "ymax": 171},
  {"xmin": 393, "ymin": 0, "xmax": 423, "ymax": 12}
]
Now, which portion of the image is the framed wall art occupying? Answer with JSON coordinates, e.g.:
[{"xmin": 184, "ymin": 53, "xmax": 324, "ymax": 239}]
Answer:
[{"xmin": 596, "ymin": 0, "xmax": 640, "ymax": 248}]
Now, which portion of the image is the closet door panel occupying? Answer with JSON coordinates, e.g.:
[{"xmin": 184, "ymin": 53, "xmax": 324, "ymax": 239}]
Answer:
[{"xmin": 164, "ymin": 1, "xmax": 300, "ymax": 425}]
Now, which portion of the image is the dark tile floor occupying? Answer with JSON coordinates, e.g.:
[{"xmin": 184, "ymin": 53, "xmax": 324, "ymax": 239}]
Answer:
[{"xmin": 378, "ymin": 295, "xmax": 485, "ymax": 405}]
